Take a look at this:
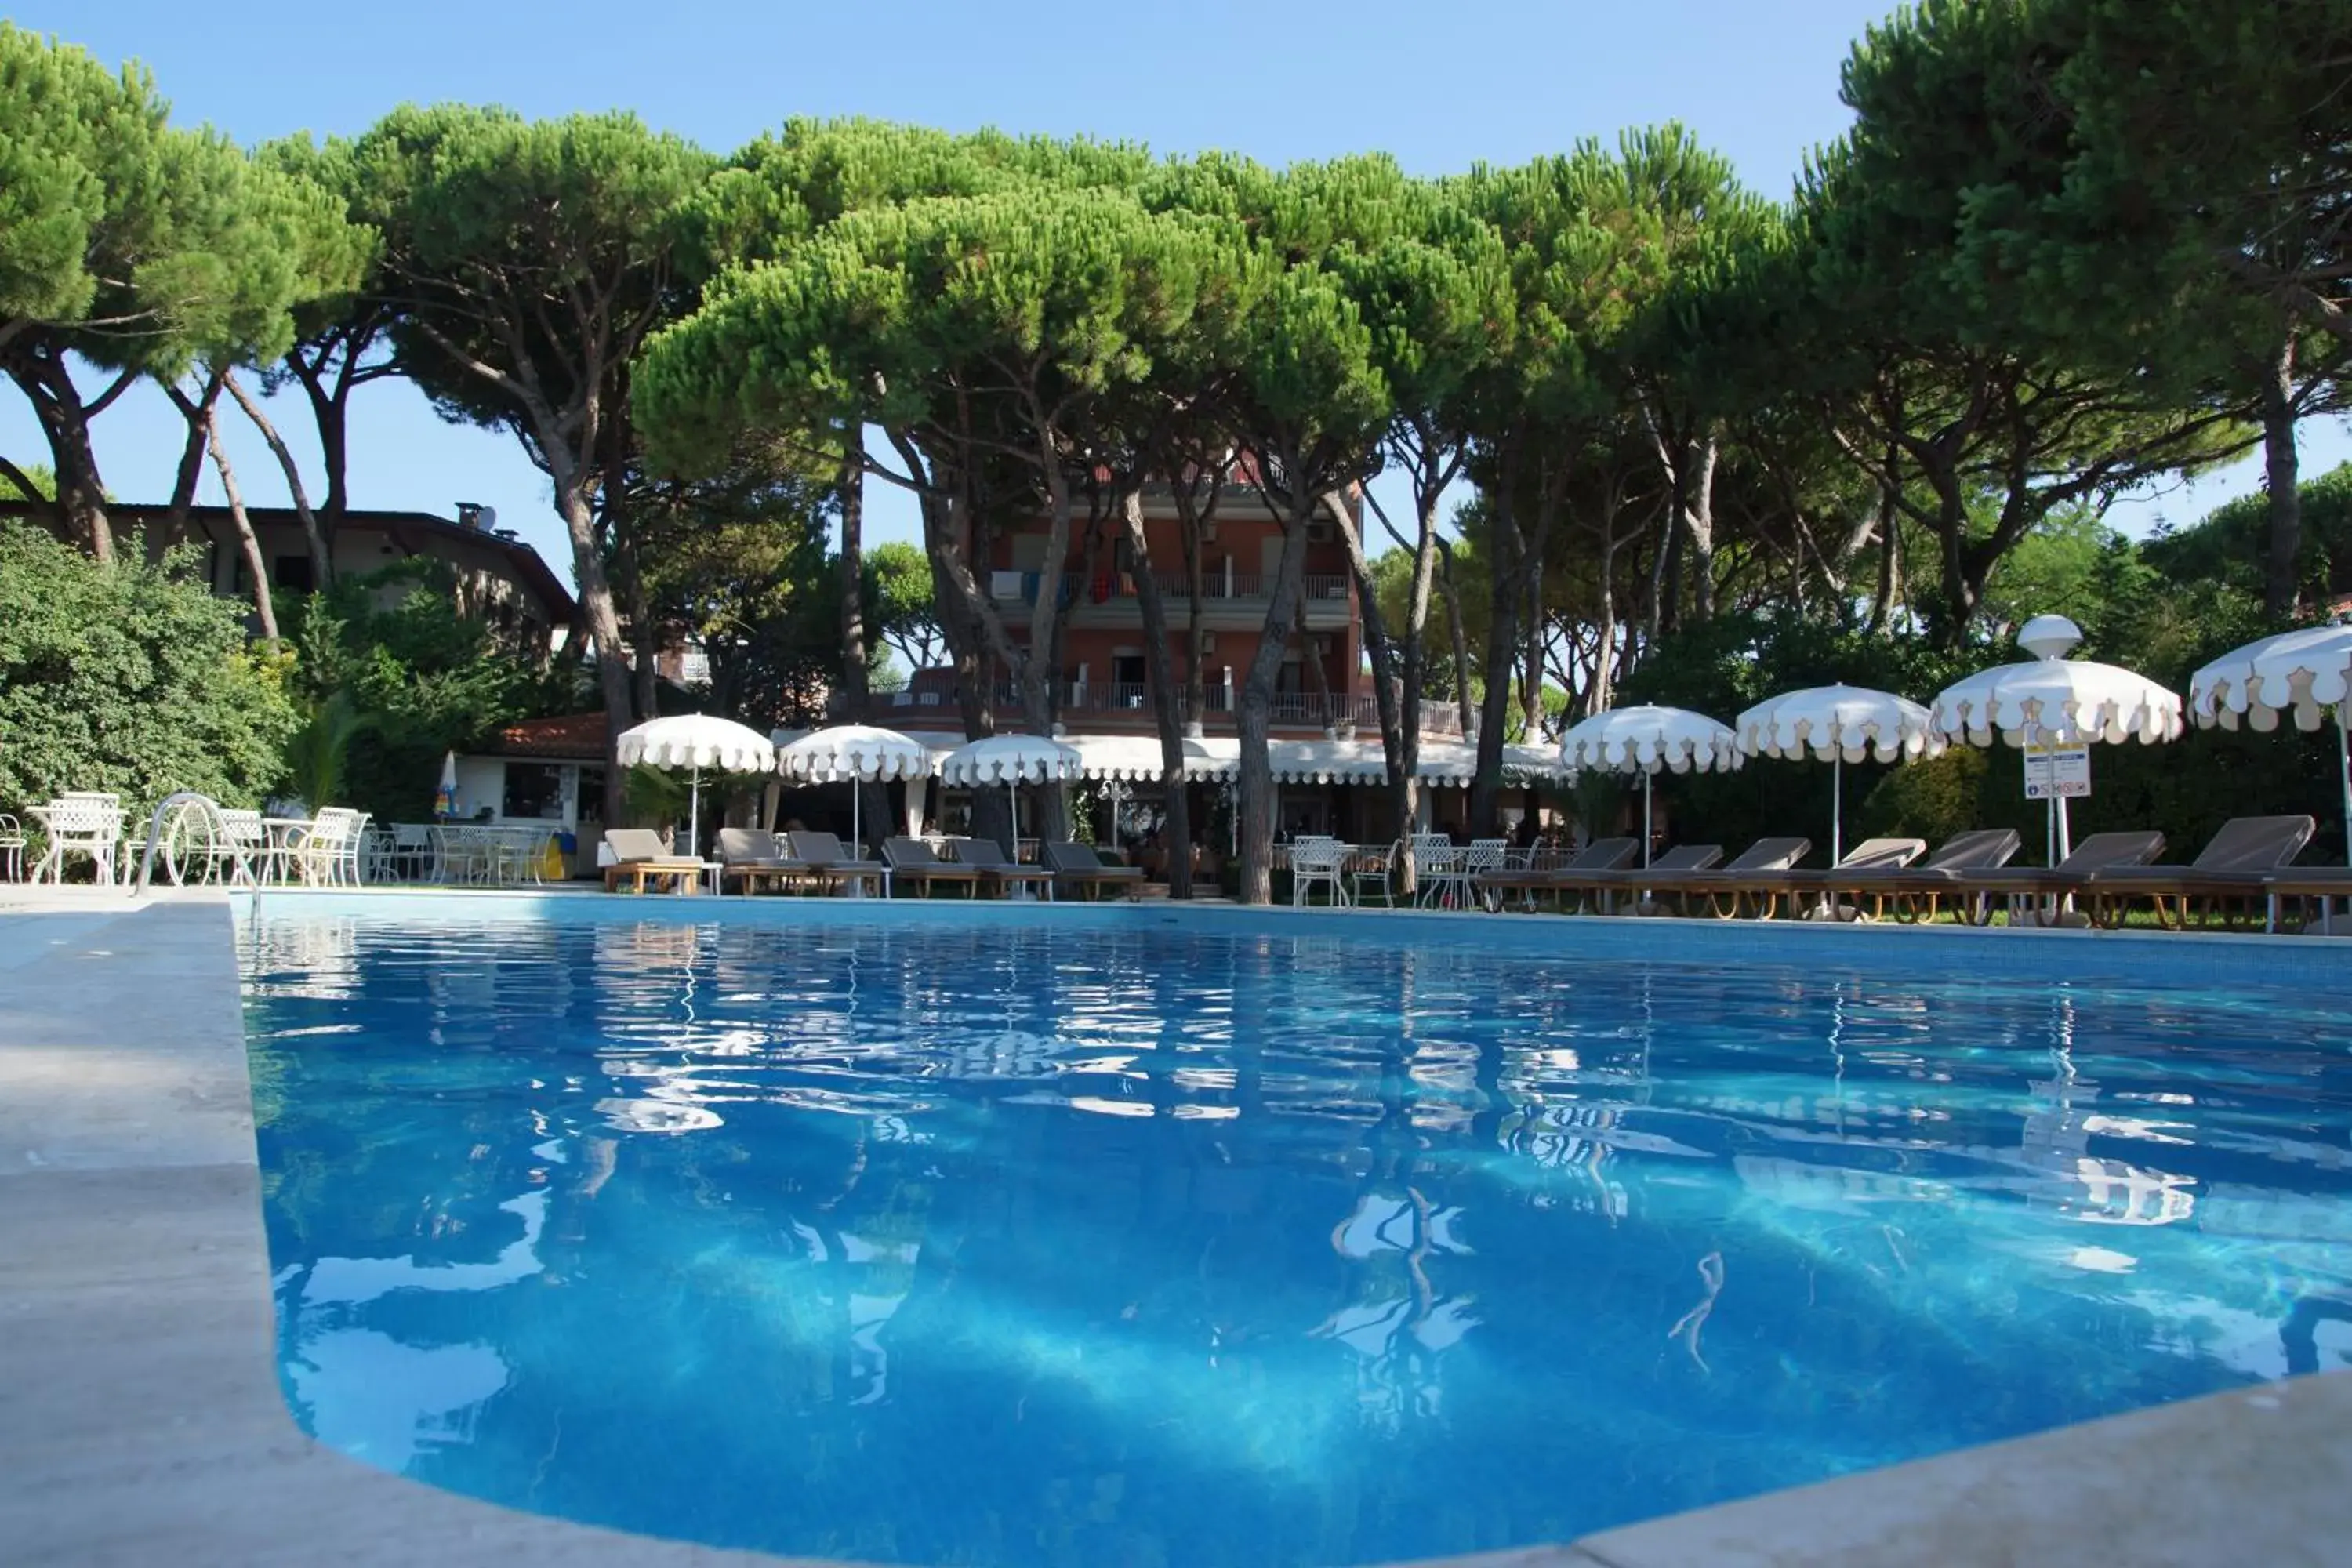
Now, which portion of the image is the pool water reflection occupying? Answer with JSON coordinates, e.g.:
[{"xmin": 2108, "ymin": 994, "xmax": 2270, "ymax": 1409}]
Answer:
[{"xmin": 244, "ymin": 916, "xmax": 2352, "ymax": 1566}]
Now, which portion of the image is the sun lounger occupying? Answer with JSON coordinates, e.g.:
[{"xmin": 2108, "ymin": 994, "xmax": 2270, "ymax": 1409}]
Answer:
[
  {"xmin": 1549, "ymin": 842, "xmax": 1719, "ymax": 914},
  {"xmin": 884, "ymin": 836, "xmax": 986, "ymax": 898},
  {"xmin": 785, "ymin": 830, "xmax": 890, "ymax": 897},
  {"xmin": 1635, "ymin": 837, "xmax": 1815, "ymax": 918},
  {"xmin": 716, "ymin": 827, "xmax": 805, "ymax": 894},
  {"xmin": 1475, "ymin": 837, "xmax": 1641, "ymax": 911},
  {"xmin": 601, "ymin": 827, "xmax": 715, "ymax": 895},
  {"xmin": 1747, "ymin": 837, "xmax": 1929, "ymax": 920},
  {"xmin": 2085, "ymin": 815, "xmax": 2316, "ymax": 929},
  {"xmin": 2259, "ymin": 867, "xmax": 2352, "ymax": 934},
  {"xmin": 1043, "ymin": 840, "xmax": 1146, "ymax": 900},
  {"xmin": 1817, "ymin": 828, "xmax": 2023, "ymax": 923},
  {"xmin": 948, "ymin": 836, "xmax": 1058, "ymax": 898},
  {"xmin": 1946, "ymin": 829, "xmax": 2166, "ymax": 925}
]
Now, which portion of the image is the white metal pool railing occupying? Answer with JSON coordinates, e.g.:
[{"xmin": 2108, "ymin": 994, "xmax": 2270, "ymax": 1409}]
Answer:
[{"xmin": 134, "ymin": 793, "xmax": 256, "ymax": 893}]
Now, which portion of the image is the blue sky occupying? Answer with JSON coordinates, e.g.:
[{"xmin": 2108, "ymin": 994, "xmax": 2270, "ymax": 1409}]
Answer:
[{"xmin": 7, "ymin": 0, "xmax": 2343, "ymax": 582}]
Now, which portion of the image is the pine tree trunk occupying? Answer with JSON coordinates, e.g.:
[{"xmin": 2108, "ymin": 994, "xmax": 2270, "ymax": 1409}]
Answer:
[
  {"xmin": 165, "ymin": 375, "xmax": 212, "ymax": 532},
  {"xmin": 10, "ymin": 347, "xmax": 114, "ymax": 561},
  {"xmin": 223, "ymin": 370, "xmax": 332, "ymax": 587},
  {"xmin": 834, "ymin": 436, "xmax": 869, "ymax": 710},
  {"xmin": 550, "ymin": 463, "xmax": 634, "ymax": 829},
  {"xmin": 1685, "ymin": 429, "xmax": 1719, "ymax": 622},
  {"xmin": 1122, "ymin": 491, "xmax": 1193, "ymax": 898},
  {"xmin": 1436, "ymin": 539, "xmax": 1475, "ymax": 736},
  {"xmin": 1237, "ymin": 498, "xmax": 1316, "ymax": 906},
  {"xmin": 1334, "ymin": 493, "xmax": 1417, "ymax": 851},
  {"xmin": 205, "ymin": 407, "xmax": 278, "ymax": 647},
  {"xmin": 2262, "ymin": 335, "xmax": 2303, "ymax": 620}
]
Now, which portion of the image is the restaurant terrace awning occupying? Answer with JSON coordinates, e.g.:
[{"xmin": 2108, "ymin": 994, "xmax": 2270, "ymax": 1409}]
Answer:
[{"xmin": 768, "ymin": 729, "xmax": 1569, "ymax": 786}]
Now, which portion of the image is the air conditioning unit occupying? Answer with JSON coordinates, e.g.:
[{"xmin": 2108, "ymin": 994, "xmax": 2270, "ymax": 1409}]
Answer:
[
  {"xmin": 1200, "ymin": 520, "xmax": 1218, "ymax": 543},
  {"xmin": 1200, "ymin": 632, "xmax": 1218, "ymax": 655},
  {"xmin": 1305, "ymin": 517, "xmax": 1334, "ymax": 543}
]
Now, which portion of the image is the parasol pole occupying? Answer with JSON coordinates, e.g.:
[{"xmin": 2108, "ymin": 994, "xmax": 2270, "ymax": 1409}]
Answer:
[
  {"xmin": 1641, "ymin": 767, "xmax": 1653, "ymax": 867},
  {"xmin": 688, "ymin": 762, "xmax": 702, "ymax": 856},
  {"xmin": 851, "ymin": 768, "xmax": 862, "ymax": 856},
  {"xmin": 1831, "ymin": 750, "xmax": 1843, "ymax": 867},
  {"xmin": 2337, "ymin": 703, "xmax": 2351, "ymax": 869}
]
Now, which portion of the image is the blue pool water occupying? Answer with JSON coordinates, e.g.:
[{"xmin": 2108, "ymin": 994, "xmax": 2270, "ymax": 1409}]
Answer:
[{"xmin": 243, "ymin": 910, "xmax": 2352, "ymax": 1566}]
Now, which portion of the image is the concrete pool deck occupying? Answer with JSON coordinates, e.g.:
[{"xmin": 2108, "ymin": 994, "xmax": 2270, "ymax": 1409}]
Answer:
[{"xmin": 3, "ymin": 887, "xmax": 2350, "ymax": 1566}]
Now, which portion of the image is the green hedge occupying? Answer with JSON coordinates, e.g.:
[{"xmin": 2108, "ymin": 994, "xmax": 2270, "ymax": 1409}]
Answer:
[{"xmin": 0, "ymin": 523, "xmax": 296, "ymax": 819}]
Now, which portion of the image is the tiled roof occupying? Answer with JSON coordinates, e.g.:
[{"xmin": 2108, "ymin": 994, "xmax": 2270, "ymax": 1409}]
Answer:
[
  {"xmin": 494, "ymin": 712, "xmax": 608, "ymax": 759},
  {"xmin": 0, "ymin": 502, "xmax": 575, "ymax": 621}
]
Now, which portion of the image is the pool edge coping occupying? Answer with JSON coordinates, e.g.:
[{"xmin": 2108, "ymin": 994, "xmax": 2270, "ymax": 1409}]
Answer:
[{"xmin": 1, "ymin": 889, "xmax": 2346, "ymax": 1566}]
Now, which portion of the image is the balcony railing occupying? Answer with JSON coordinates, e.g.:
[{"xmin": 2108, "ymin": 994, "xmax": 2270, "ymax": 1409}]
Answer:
[
  {"xmin": 988, "ymin": 570, "xmax": 1352, "ymax": 607},
  {"xmin": 865, "ymin": 684, "xmax": 1465, "ymax": 739}
]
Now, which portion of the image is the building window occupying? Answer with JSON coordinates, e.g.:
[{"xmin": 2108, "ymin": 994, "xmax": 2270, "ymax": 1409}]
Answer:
[
  {"xmin": 273, "ymin": 555, "xmax": 314, "ymax": 593},
  {"xmin": 576, "ymin": 768, "xmax": 608, "ymax": 826},
  {"xmin": 502, "ymin": 763, "xmax": 566, "ymax": 821}
]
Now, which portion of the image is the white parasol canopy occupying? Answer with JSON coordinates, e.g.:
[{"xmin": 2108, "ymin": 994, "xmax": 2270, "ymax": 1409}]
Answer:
[
  {"xmin": 1929, "ymin": 615, "xmax": 2183, "ymax": 865},
  {"xmin": 1736, "ymin": 684, "xmax": 1944, "ymax": 865},
  {"xmin": 775, "ymin": 723, "xmax": 936, "ymax": 781},
  {"xmin": 2190, "ymin": 625, "xmax": 2352, "ymax": 732},
  {"xmin": 938, "ymin": 733, "xmax": 1082, "ymax": 848},
  {"xmin": 2190, "ymin": 624, "xmax": 2352, "ymax": 866},
  {"xmin": 615, "ymin": 714, "xmax": 776, "ymax": 853},
  {"xmin": 776, "ymin": 724, "xmax": 935, "ymax": 851},
  {"xmin": 1558, "ymin": 705, "xmax": 1740, "ymax": 866}
]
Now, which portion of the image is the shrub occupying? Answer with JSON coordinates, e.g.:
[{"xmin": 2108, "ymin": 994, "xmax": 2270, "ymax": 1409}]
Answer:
[
  {"xmin": 289, "ymin": 560, "xmax": 583, "ymax": 823},
  {"xmin": 0, "ymin": 523, "xmax": 297, "ymax": 817}
]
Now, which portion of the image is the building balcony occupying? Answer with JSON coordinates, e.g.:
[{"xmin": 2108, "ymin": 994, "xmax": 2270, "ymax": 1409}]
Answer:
[{"xmin": 988, "ymin": 570, "xmax": 1355, "ymax": 630}]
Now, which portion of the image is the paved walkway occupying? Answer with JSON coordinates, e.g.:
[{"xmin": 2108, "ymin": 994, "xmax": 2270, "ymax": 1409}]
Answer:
[{"xmin": 1, "ymin": 892, "xmax": 2347, "ymax": 1566}]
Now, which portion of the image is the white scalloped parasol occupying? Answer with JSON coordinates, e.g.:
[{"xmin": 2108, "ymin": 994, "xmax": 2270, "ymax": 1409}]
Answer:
[
  {"xmin": 2190, "ymin": 625, "xmax": 2352, "ymax": 732},
  {"xmin": 938, "ymin": 733, "xmax": 1082, "ymax": 848},
  {"xmin": 777, "ymin": 724, "xmax": 936, "ymax": 851},
  {"xmin": 1736, "ymin": 684, "xmax": 1944, "ymax": 865},
  {"xmin": 2190, "ymin": 624, "xmax": 2352, "ymax": 864},
  {"xmin": 1929, "ymin": 615, "xmax": 2183, "ymax": 864},
  {"xmin": 615, "ymin": 714, "xmax": 776, "ymax": 851},
  {"xmin": 1558, "ymin": 705, "xmax": 1740, "ymax": 866}
]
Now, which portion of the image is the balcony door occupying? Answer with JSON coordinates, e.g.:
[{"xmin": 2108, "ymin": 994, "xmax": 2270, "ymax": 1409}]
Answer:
[{"xmin": 1112, "ymin": 652, "xmax": 1147, "ymax": 709}]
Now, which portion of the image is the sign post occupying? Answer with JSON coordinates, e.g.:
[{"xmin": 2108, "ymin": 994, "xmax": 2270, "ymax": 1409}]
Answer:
[{"xmin": 2024, "ymin": 742, "xmax": 2092, "ymax": 864}]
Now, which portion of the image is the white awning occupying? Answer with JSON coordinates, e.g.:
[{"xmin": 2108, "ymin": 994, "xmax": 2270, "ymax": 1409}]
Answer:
[
  {"xmin": 1272, "ymin": 738, "xmax": 1569, "ymax": 785},
  {"xmin": 771, "ymin": 728, "xmax": 1567, "ymax": 786},
  {"xmin": 1065, "ymin": 733, "xmax": 1239, "ymax": 781}
]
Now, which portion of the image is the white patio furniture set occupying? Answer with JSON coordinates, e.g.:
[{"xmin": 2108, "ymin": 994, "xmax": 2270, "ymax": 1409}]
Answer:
[
  {"xmin": 378, "ymin": 822, "xmax": 564, "ymax": 886},
  {"xmin": 4, "ymin": 795, "xmax": 370, "ymax": 887},
  {"xmin": 1284, "ymin": 833, "xmax": 1514, "ymax": 910}
]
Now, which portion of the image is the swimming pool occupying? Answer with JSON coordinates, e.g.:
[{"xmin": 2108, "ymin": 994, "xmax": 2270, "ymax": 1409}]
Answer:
[{"xmin": 241, "ymin": 902, "xmax": 2352, "ymax": 1566}]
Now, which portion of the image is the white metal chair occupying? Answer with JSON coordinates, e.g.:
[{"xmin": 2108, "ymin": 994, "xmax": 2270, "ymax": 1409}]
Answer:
[
  {"xmin": 339, "ymin": 813, "xmax": 373, "ymax": 885},
  {"xmin": 30, "ymin": 796, "xmax": 124, "ymax": 885},
  {"xmin": 1290, "ymin": 838, "xmax": 1351, "ymax": 908},
  {"xmin": 360, "ymin": 826, "xmax": 397, "ymax": 884},
  {"xmin": 0, "ymin": 814, "xmax": 23, "ymax": 881},
  {"xmin": 289, "ymin": 808, "xmax": 362, "ymax": 887},
  {"xmin": 1345, "ymin": 840, "xmax": 1398, "ymax": 908},
  {"xmin": 390, "ymin": 823, "xmax": 434, "ymax": 881},
  {"xmin": 430, "ymin": 824, "xmax": 478, "ymax": 884},
  {"xmin": 1410, "ymin": 833, "xmax": 1460, "ymax": 908},
  {"xmin": 208, "ymin": 808, "xmax": 268, "ymax": 885},
  {"xmin": 1460, "ymin": 838, "xmax": 1510, "ymax": 911}
]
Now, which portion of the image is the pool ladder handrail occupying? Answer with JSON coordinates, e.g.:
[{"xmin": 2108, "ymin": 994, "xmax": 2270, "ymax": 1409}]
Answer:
[{"xmin": 132, "ymin": 793, "xmax": 255, "ymax": 895}]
